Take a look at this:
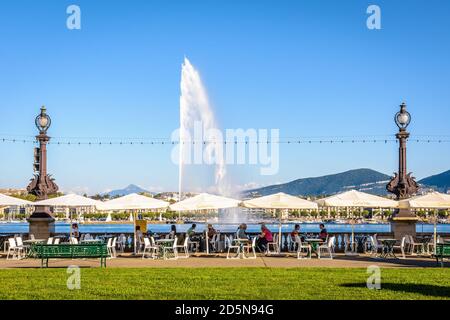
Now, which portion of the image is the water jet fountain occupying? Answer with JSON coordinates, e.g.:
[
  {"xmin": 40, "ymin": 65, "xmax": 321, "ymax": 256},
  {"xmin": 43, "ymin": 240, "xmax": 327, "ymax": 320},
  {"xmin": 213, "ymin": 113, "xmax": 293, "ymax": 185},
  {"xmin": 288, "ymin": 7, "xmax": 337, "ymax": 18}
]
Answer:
[{"xmin": 178, "ymin": 58, "xmax": 247, "ymax": 224}]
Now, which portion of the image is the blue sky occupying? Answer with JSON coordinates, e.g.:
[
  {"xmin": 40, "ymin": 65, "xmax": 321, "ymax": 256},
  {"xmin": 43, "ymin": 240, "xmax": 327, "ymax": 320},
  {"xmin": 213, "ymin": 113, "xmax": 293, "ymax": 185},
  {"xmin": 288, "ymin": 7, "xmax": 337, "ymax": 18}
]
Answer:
[{"xmin": 1, "ymin": 0, "xmax": 450, "ymax": 195}]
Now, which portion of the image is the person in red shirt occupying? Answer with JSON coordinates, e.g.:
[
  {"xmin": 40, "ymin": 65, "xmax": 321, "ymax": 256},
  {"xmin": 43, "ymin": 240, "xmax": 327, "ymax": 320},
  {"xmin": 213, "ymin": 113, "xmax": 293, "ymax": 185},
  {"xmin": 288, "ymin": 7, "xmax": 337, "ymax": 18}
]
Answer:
[{"xmin": 256, "ymin": 224, "xmax": 273, "ymax": 252}]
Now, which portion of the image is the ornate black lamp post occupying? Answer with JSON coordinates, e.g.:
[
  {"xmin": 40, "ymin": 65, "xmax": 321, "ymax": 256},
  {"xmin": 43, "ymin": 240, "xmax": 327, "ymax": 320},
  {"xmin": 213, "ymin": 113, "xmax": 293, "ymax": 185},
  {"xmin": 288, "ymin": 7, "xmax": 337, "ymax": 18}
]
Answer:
[
  {"xmin": 386, "ymin": 102, "xmax": 419, "ymax": 239},
  {"xmin": 386, "ymin": 102, "xmax": 419, "ymax": 199},
  {"xmin": 27, "ymin": 106, "xmax": 59, "ymax": 238}
]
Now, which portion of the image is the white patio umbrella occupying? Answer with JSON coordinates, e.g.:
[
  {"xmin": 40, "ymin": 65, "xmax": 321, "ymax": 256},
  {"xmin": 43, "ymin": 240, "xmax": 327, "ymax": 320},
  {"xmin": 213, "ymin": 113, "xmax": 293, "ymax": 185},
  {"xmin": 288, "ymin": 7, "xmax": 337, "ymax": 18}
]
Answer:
[
  {"xmin": 35, "ymin": 194, "xmax": 105, "ymax": 237},
  {"xmin": 35, "ymin": 194, "xmax": 103, "ymax": 207},
  {"xmin": 100, "ymin": 193, "xmax": 169, "ymax": 211},
  {"xmin": 170, "ymin": 193, "xmax": 241, "ymax": 211},
  {"xmin": 316, "ymin": 190, "xmax": 398, "ymax": 255},
  {"xmin": 0, "ymin": 194, "xmax": 33, "ymax": 221},
  {"xmin": 242, "ymin": 192, "xmax": 319, "ymax": 253},
  {"xmin": 100, "ymin": 193, "xmax": 170, "ymax": 254},
  {"xmin": 398, "ymin": 191, "xmax": 450, "ymax": 209},
  {"xmin": 170, "ymin": 193, "xmax": 241, "ymax": 254},
  {"xmin": 0, "ymin": 193, "xmax": 33, "ymax": 206},
  {"xmin": 399, "ymin": 192, "xmax": 450, "ymax": 254},
  {"xmin": 316, "ymin": 190, "xmax": 398, "ymax": 208}
]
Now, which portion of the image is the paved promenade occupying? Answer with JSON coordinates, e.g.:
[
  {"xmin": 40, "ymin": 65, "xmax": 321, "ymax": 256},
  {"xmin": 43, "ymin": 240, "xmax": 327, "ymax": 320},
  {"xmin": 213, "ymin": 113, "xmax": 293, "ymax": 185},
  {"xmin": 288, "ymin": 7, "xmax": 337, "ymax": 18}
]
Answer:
[{"xmin": 0, "ymin": 253, "xmax": 443, "ymax": 269}]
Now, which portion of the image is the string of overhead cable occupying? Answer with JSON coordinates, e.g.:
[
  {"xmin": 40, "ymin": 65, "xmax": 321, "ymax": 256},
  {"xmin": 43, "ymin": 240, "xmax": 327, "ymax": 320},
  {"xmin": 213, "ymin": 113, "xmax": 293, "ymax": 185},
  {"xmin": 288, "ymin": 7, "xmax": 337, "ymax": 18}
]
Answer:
[{"xmin": 1, "ymin": 135, "xmax": 450, "ymax": 146}]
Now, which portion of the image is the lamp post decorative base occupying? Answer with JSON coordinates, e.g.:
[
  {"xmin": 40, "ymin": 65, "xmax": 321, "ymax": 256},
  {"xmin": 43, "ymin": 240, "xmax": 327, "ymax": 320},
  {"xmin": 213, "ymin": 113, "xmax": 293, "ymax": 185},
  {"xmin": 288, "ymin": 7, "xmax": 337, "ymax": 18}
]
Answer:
[
  {"xmin": 391, "ymin": 208, "xmax": 419, "ymax": 241},
  {"xmin": 27, "ymin": 206, "xmax": 55, "ymax": 240}
]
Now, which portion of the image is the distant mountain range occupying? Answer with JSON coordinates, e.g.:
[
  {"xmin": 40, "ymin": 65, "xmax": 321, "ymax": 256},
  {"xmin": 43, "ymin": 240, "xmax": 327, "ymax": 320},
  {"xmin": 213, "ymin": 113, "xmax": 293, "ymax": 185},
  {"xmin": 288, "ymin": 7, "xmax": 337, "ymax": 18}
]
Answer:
[
  {"xmin": 104, "ymin": 184, "xmax": 153, "ymax": 197},
  {"xmin": 418, "ymin": 170, "xmax": 450, "ymax": 192},
  {"xmin": 243, "ymin": 168, "xmax": 450, "ymax": 197},
  {"xmin": 102, "ymin": 169, "xmax": 450, "ymax": 199}
]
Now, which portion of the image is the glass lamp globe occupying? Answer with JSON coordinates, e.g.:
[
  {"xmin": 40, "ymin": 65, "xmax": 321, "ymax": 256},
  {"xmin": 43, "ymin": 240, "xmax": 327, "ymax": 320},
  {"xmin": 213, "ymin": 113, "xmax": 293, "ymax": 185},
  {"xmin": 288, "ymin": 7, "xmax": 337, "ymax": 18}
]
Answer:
[
  {"xmin": 396, "ymin": 112, "xmax": 409, "ymax": 127},
  {"xmin": 395, "ymin": 103, "xmax": 411, "ymax": 129},
  {"xmin": 38, "ymin": 116, "xmax": 49, "ymax": 128},
  {"xmin": 35, "ymin": 106, "xmax": 51, "ymax": 133}
]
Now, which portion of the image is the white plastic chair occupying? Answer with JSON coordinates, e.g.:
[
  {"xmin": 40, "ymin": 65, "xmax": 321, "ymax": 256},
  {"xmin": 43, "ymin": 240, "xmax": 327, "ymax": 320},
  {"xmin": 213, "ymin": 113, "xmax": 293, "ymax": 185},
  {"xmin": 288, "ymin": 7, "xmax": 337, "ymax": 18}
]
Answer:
[
  {"xmin": 266, "ymin": 233, "xmax": 279, "ymax": 255},
  {"xmin": 318, "ymin": 236, "xmax": 335, "ymax": 259},
  {"xmin": 288, "ymin": 236, "xmax": 297, "ymax": 252},
  {"xmin": 393, "ymin": 236, "xmax": 407, "ymax": 259},
  {"xmin": 295, "ymin": 235, "xmax": 312, "ymax": 259},
  {"xmin": 150, "ymin": 237, "xmax": 160, "ymax": 257},
  {"xmin": 142, "ymin": 237, "xmax": 159, "ymax": 259},
  {"xmin": 363, "ymin": 236, "xmax": 372, "ymax": 253},
  {"xmin": 343, "ymin": 234, "xmax": 357, "ymax": 254},
  {"xmin": 174, "ymin": 237, "xmax": 190, "ymax": 258},
  {"xmin": 162, "ymin": 236, "xmax": 178, "ymax": 260},
  {"xmin": 243, "ymin": 236, "xmax": 257, "ymax": 259},
  {"xmin": 111, "ymin": 237, "xmax": 117, "ymax": 258},
  {"xmin": 368, "ymin": 235, "xmax": 383, "ymax": 256},
  {"xmin": 106, "ymin": 238, "xmax": 114, "ymax": 258},
  {"xmin": 15, "ymin": 237, "xmax": 25, "ymax": 249},
  {"xmin": 54, "ymin": 238, "xmax": 60, "ymax": 245},
  {"xmin": 210, "ymin": 233, "xmax": 220, "ymax": 252},
  {"xmin": 47, "ymin": 237, "xmax": 54, "ymax": 245},
  {"xmin": 427, "ymin": 235, "xmax": 441, "ymax": 254},
  {"xmin": 403, "ymin": 235, "xmax": 411, "ymax": 253},
  {"xmin": 226, "ymin": 236, "xmax": 240, "ymax": 259},
  {"xmin": 7, "ymin": 238, "xmax": 23, "ymax": 260},
  {"xmin": 187, "ymin": 235, "xmax": 200, "ymax": 253},
  {"xmin": 69, "ymin": 237, "xmax": 78, "ymax": 245},
  {"xmin": 408, "ymin": 235, "xmax": 424, "ymax": 255},
  {"xmin": 118, "ymin": 234, "xmax": 127, "ymax": 252}
]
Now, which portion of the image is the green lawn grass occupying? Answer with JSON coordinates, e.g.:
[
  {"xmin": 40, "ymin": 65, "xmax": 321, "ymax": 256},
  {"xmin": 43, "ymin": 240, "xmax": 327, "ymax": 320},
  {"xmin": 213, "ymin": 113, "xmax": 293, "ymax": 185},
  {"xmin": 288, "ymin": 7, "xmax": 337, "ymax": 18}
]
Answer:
[{"xmin": 0, "ymin": 268, "xmax": 448, "ymax": 300}]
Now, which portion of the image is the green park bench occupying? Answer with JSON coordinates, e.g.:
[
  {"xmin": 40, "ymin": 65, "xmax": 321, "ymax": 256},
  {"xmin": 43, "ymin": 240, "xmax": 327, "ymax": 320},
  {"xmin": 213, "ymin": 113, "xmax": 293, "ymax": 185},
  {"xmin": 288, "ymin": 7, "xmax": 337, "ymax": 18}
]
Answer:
[
  {"xmin": 29, "ymin": 243, "xmax": 108, "ymax": 268},
  {"xmin": 433, "ymin": 243, "xmax": 450, "ymax": 267}
]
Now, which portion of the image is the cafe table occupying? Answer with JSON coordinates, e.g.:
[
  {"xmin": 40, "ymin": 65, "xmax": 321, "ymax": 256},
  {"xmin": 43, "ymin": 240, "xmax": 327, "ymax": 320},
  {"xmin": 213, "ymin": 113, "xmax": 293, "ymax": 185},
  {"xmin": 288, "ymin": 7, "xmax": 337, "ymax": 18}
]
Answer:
[
  {"xmin": 80, "ymin": 239, "xmax": 104, "ymax": 244},
  {"xmin": 305, "ymin": 239, "xmax": 323, "ymax": 257},
  {"xmin": 379, "ymin": 239, "xmax": 397, "ymax": 258},
  {"xmin": 155, "ymin": 239, "xmax": 175, "ymax": 260},
  {"xmin": 23, "ymin": 239, "xmax": 46, "ymax": 244},
  {"xmin": 416, "ymin": 235, "xmax": 432, "ymax": 254}
]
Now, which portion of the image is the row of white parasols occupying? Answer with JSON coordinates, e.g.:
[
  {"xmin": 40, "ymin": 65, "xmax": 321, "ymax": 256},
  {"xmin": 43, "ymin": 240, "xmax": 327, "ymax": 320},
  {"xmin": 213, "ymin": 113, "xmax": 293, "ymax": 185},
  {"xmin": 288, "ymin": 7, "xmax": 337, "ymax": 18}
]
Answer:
[
  {"xmin": 2, "ymin": 190, "xmax": 450, "ymax": 254},
  {"xmin": 2, "ymin": 189, "xmax": 450, "ymax": 213}
]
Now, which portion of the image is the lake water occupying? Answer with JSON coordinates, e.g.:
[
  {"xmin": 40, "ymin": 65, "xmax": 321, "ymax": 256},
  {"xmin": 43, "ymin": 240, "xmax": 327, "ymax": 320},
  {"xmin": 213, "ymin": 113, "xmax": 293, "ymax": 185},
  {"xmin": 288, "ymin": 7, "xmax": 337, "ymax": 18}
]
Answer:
[{"xmin": 0, "ymin": 222, "xmax": 449, "ymax": 234}]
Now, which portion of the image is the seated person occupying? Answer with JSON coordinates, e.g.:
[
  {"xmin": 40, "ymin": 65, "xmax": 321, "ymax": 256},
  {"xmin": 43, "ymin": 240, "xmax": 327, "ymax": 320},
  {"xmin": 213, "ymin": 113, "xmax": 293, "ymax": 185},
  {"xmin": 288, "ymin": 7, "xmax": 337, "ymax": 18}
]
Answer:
[
  {"xmin": 169, "ymin": 224, "xmax": 177, "ymax": 239},
  {"xmin": 71, "ymin": 223, "xmax": 80, "ymax": 239},
  {"xmin": 205, "ymin": 224, "xmax": 218, "ymax": 251},
  {"xmin": 135, "ymin": 226, "xmax": 144, "ymax": 251},
  {"xmin": 186, "ymin": 224, "xmax": 200, "ymax": 251},
  {"xmin": 256, "ymin": 224, "xmax": 273, "ymax": 252},
  {"xmin": 290, "ymin": 224, "xmax": 300, "ymax": 241},
  {"xmin": 319, "ymin": 224, "xmax": 328, "ymax": 241},
  {"xmin": 236, "ymin": 223, "xmax": 249, "ymax": 239},
  {"xmin": 207, "ymin": 224, "xmax": 217, "ymax": 240},
  {"xmin": 187, "ymin": 224, "xmax": 197, "ymax": 237},
  {"xmin": 290, "ymin": 224, "xmax": 301, "ymax": 250},
  {"xmin": 149, "ymin": 231, "xmax": 156, "ymax": 239}
]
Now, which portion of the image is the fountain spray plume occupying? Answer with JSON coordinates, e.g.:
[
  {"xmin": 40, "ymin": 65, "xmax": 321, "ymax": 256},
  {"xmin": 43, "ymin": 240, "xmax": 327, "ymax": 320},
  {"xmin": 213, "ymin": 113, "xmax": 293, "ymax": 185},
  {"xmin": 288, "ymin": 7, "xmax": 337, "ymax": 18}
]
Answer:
[{"xmin": 179, "ymin": 57, "xmax": 227, "ymax": 199}]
